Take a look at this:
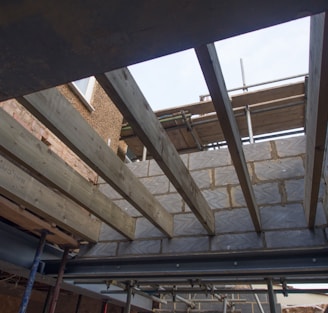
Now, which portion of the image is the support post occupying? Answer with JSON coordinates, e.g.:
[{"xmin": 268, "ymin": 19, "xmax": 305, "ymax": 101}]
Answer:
[
  {"xmin": 246, "ymin": 106, "xmax": 254, "ymax": 144},
  {"xmin": 267, "ymin": 280, "xmax": 276, "ymax": 313},
  {"xmin": 240, "ymin": 58, "xmax": 248, "ymax": 91},
  {"xmin": 223, "ymin": 297, "xmax": 228, "ymax": 313},
  {"xmin": 48, "ymin": 247, "xmax": 70, "ymax": 313},
  {"xmin": 18, "ymin": 230, "xmax": 48, "ymax": 313},
  {"xmin": 124, "ymin": 285, "xmax": 132, "ymax": 313},
  {"xmin": 142, "ymin": 146, "xmax": 147, "ymax": 161}
]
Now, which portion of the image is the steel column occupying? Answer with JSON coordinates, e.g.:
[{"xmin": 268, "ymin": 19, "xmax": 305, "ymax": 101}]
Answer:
[
  {"xmin": 142, "ymin": 146, "xmax": 147, "ymax": 161},
  {"xmin": 124, "ymin": 285, "xmax": 132, "ymax": 313},
  {"xmin": 18, "ymin": 230, "xmax": 48, "ymax": 313},
  {"xmin": 223, "ymin": 297, "xmax": 228, "ymax": 313},
  {"xmin": 48, "ymin": 247, "xmax": 70, "ymax": 313},
  {"xmin": 267, "ymin": 280, "xmax": 276, "ymax": 313},
  {"xmin": 245, "ymin": 106, "xmax": 254, "ymax": 143}
]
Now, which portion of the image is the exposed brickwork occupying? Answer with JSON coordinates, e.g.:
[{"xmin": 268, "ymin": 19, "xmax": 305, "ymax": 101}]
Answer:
[
  {"xmin": 58, "ymin": 82, "xmax": 123, "ymax": 153},
  {"xmin": 1, "ymin": 82, "xmax": 124, "ymax": 183},
  {"xmin": 1, "ymin": 99, "xmax": 98, "ymax": 183}
]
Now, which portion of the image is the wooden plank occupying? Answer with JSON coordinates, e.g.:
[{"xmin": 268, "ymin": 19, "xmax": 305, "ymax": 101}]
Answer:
[
  {"xmin": 96, "ymin": 69, "xmax": 215, "ymax": 235},
  {"xmin": 124, "ymin": 99, "xmax": 305, "ymax": 157},
  {"xmin": 193, "ymin": 103, "xmax": 304, "ymax": 143},
  {"xmin": 0, "ymin": 196, "xmax": 79, "ymax": 248},
  {"xmin": 0, "ymin": 155, "xmax": 100, "ymax": 242},
  {"xmin": 0, "ymin": 109, "xmax": 136, "ymax": 240},
  {"xmin": 304, "ymin": 12, "xmax": 328, "ymax": 227},
  {"xmin": 152, "ymin": 82, "xmax": 305, "ymax": 118},
  {"xmin": 18, "ymin": 89, "xmax": 173, "ymax": 237},
  {"xmin": 231, "ymin": 82, "xmax": 305, "ymax": 108},
  {"xmin": 195, "ymin": 43, "xmax": 261, "ymax": 232}
]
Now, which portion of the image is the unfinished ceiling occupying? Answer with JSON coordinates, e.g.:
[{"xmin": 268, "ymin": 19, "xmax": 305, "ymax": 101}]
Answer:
[{"xmin": 0, "ymin": 1, "xmax": 328, "ymax": 311}]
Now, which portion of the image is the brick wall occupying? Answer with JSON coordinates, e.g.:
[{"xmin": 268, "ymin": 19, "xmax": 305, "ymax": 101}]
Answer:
[
  {"xmin": 0, "ymin": 82, "xmax": 124, "ymax": 183},
  {"xmin": 81, "ymin": 135, "xmax": 328, "ymax": 258}
]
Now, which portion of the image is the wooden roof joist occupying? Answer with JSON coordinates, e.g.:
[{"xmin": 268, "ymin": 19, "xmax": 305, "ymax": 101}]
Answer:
[
  {"xmin": 17, "ymin": 89, "xmax": 174, "ymax": 238},
  {"xmin": 96, "ymin": 69, "xmax": 215, "ymax": 235},
  {"xmin": 304, "ymin": 12, "xmax": 328, "ymax": 227},
  {"xmin": 0, "ymin": 196, "xmax": 79, "ymax": 248},
  {"xmin": 0, "ymin": 108, "xmax": 136, "ymax": 240},
  {"xmin": 0, "ymin": 155, "xmax": 100, "ymax": 243},
  {"xmin": 195, "ymin": 43, "xmax": 261, "ymax": 232}
]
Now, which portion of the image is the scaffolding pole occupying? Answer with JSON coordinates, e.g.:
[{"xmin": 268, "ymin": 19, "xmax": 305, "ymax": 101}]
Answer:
[
  {"xmin": 48, "ymin": 247, "xmax": 70, "ymax": 313},
  {"xmin": 18, "ymin": 230, "xmax": 48, "ymax": 313},
  {"xmin": 267, "ymin": 280, "xmax": 277, "ymax": 313}
]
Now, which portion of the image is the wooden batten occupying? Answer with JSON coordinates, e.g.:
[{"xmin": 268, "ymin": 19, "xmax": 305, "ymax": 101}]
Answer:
[
  {"xmin": 96, "ymin": 69, "xmax": 215, "ymax": 235},
  {"xmin": 0, "ymin": 196, "xmax": 79, "ymax": 248},
  {"xmin": 195, "ymin": 43, "xmax": 261, "ymax": 232},
  {"xmin": 17, "ymin": 89, "xmax": 174, "ymax": 237},
  {"xmin": 0, "ymin": 155, "xmax": 100, "ymax": 243},
  {"xmin": 0, "ymin": 108, "xmax": 136, "ymax": 240},
  {"xmin": 304, "ymin": 12, "xmax": 328, "ymax": 227}
]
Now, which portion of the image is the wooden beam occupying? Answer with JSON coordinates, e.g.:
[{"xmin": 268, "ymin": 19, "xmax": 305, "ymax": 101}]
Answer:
[
  {"xmin": 0, "ymin": 155, "xmax": 100, "ymax": 242},
  {"xmin": 0, "ymin": 108, "xmax": 136, "ymax": 240},
  {"xmin": 17, "ymin": 89, "xmax": 173, "ymax": 237},
  {"xmin": 0, "ymin": 196, "xmax": 79, "ymax": 248},
  {"xmin": 304, "ymin": 12, "xmax": 328, "ymax": 227},
  {"xmin": 195, "ymin": 43, "xmax": 261, "ymax": 232},
  {"xmin": 96, "ymin": 69, "xmax": 215, "ymax": 235}
]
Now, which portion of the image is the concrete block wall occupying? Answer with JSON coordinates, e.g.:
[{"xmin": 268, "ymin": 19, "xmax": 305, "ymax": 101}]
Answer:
[{"xmin": 81, "ymin": 136, "xmax": 328, "ymax": 258}]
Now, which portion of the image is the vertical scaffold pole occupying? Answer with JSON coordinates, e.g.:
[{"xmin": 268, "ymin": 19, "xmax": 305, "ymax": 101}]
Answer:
[
  {"xmin": 19, "ymin": 230, "xmax": 48, "ymax": 313},
  {"xmin": 48, "ymin": 247, "xmax": 70, "ymax": 313},
  {"xmin": 124, "ymin": 285, "xmax": 132, "ymax": 313},
  {"xmin": 267, "ymin": 279, "xmax": 277, "ymax": 313}
]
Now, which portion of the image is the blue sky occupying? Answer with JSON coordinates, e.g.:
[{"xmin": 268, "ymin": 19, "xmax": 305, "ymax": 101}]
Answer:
[{"xmin": 129, "ymin": 17, "xmax": 310, "ymax": 111}]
